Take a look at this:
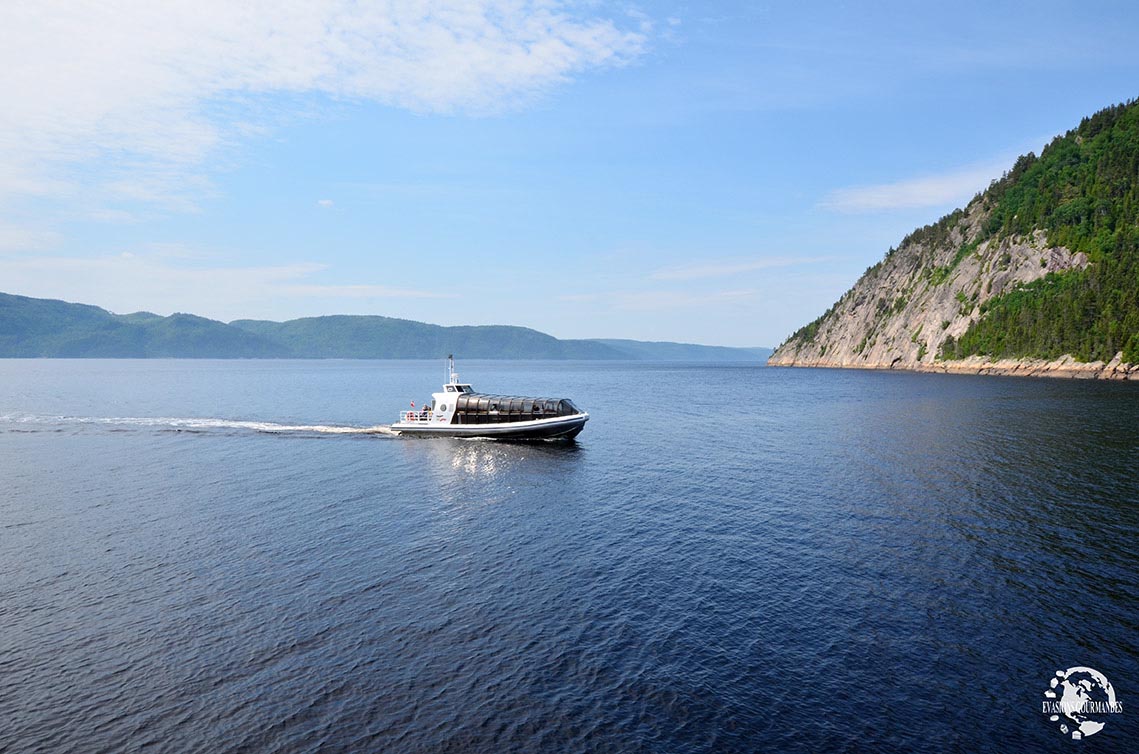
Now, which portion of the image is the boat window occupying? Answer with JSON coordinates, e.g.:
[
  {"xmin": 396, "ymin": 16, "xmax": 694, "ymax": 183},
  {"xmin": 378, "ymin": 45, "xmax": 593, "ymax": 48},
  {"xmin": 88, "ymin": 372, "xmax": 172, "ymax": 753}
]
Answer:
[{"xmin": 446, "ymin": 385, "xmax": 456, "ymax": 392}]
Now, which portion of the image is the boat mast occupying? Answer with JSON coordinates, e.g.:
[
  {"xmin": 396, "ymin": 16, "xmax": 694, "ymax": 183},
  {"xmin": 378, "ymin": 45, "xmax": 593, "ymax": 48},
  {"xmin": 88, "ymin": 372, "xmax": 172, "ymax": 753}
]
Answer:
[{"xmin": 448, "ymin": 354, "xmax": 457, "ymax": 385}]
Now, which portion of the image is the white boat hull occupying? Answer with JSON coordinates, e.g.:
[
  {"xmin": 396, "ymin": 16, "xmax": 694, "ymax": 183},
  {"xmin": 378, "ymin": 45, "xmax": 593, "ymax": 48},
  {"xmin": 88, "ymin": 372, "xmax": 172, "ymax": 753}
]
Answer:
[{"xmin": 392, "ymin": 412, "xmax": 588, "ymax": 440}]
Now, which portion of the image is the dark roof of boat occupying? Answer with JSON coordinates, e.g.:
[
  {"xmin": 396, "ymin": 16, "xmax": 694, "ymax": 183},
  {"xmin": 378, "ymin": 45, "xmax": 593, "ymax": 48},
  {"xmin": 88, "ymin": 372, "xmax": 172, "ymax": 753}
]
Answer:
[
  {"xmin": 465, "ymin": 392, "xmax": 558, "ymax": 401},
  {"xmin": 453, "ymin": 393, "xmax": 582, "ymax": 414}
]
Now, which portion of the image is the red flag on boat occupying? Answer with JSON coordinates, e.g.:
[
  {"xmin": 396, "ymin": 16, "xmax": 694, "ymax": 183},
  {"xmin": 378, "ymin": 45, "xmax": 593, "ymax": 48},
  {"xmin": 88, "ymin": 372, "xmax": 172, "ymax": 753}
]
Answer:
[{"xmin": 410, "ymin": 401, "xmax": 415, "ymax": 408}]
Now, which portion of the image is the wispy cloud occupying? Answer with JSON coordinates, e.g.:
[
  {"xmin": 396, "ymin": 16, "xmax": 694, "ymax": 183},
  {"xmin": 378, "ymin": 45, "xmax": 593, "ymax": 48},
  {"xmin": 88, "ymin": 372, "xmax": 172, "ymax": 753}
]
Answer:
[
  {"xmin": 283, "ymin": 284, "xmax": 451, "ymax": 299},
  {"xmin": 557, "ymin": 288, "xmax": 754, "ymax": 311},
  {"xmin": 0, "ymin": 1, "xmax": 648, "ymax": 210},
  {"xmin": 616, "ymin": 289, "xmax": 754, "ymax": 311},
  {"xmin": 0, "ymin": 252, "xmax": 446, "ymax": 320},
  {"xmin": 819, "ymin": 159, "xmax": 1009, "ymax": 213},
  {"xmin": 0, "ymin": 225, "xmax": 63, "ymax": 252},
  {"xmin": 316, "ymin": 199, "xmax": 335, "ymax": 208},
  {"xmin": 555, "ymin": 293, "xmax": 601, "ymax": 303},
  {"xmin": 651, "ymin": 255, "xmax": 834, "ymax": 281}
]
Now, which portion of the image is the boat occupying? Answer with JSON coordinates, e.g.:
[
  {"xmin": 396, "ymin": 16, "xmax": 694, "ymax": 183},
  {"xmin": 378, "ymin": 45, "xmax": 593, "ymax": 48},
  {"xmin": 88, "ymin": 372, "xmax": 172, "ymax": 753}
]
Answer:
[{"xmin": 392, "ymin": 356, "xmax": 589, "ymax": 440}]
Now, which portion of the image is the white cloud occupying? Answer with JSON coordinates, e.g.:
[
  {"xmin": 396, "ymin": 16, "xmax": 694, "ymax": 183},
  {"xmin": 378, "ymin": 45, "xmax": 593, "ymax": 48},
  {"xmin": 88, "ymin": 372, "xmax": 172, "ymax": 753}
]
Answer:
[
  {"xmin": 316, "ymin": 199, "xmax": 335, "ymax": 208},
  {"xmin": 0, "ymin": 1, "xmax": 647, "ymax": 209},
  {"xmin": 819, "ymin": 159, "xmax": 1008, "ymax": 213},
  {"xmin": 651, "ymin": 255, "xmax": 834, "ymax": 281}
]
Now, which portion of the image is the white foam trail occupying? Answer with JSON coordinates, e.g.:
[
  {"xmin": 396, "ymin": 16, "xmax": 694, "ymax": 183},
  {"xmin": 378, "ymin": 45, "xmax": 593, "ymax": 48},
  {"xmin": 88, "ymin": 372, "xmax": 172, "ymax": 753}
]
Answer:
[{"xmin": 0, "ymin": 413, "xmax": 396, "ymax": 435}]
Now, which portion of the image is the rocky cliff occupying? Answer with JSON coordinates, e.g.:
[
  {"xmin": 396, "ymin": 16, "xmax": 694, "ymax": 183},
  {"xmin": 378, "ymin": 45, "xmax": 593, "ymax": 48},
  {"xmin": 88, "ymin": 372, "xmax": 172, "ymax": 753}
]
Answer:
[{"xmin": 771, "ymin": 100, "xmax": 1139, "ymax": 380}]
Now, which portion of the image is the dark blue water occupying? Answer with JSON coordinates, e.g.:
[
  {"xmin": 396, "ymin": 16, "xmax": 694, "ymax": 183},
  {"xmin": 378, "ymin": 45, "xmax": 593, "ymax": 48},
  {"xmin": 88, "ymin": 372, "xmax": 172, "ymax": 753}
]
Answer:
[{"xmin": 2, "ymin": 360, "xmax": 1137, "ymax": 752}]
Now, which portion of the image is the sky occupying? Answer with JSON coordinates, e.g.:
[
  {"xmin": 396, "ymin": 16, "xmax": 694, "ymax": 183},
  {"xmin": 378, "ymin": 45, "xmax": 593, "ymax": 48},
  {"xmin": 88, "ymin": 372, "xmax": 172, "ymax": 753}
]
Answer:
[{"xmin": 2, "ymin": 1, "xmax": 1139, "ymax": 347}]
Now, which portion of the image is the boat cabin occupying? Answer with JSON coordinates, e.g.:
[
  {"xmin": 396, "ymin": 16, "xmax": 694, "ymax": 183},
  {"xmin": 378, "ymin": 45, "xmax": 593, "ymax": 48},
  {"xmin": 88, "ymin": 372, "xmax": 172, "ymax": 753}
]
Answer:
[{"xmin": 449, "ymin": 394, "xmax": 582, "ymax": 425}]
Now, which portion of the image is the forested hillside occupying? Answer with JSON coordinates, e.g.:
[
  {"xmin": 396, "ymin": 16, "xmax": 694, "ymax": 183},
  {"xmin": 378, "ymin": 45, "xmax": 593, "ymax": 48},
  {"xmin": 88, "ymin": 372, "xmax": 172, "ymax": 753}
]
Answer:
[
  {"xmin": 945, "ymin": 100, "xmax": 1139, "ymax": 363},
  {"xmin": 771, "ymin": 99, "xmax": 1139, "ymax": 376}
]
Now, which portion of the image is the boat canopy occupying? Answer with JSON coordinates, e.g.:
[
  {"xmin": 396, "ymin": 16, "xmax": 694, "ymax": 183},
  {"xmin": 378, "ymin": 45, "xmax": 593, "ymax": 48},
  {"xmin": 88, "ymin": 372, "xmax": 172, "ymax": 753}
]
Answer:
[{"xmin": 452, "ymin": 393, "xmax": 581, "ymax": 423}]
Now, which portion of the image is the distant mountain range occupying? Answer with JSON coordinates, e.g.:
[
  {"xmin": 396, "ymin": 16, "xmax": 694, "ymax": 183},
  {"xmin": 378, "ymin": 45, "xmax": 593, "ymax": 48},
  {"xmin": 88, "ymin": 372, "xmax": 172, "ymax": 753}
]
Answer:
[{"xmin": 0, "ymin": 292, "xmax": 771, "ymax": 362}]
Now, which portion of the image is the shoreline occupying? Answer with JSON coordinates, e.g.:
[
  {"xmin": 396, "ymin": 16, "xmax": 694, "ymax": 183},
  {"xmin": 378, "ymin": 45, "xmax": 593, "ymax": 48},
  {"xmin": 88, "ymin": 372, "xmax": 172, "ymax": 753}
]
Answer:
[{"xmin": 766, "ymin": 353, "xmax": 1139, "ymax": 381}]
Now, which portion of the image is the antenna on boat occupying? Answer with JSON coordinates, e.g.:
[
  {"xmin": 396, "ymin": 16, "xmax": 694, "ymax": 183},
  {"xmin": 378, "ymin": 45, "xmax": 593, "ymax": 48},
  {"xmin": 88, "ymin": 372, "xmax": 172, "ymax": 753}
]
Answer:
[{"xmin": 448, "ymin": 354, "xmax": 458, "ymax": 385}]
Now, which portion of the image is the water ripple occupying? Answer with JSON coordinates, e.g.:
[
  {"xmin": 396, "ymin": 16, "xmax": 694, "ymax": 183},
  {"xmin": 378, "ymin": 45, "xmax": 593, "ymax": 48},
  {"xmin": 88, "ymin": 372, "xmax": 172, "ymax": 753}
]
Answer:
[{"xmin": 1, "ymin": 362, "xmax": 1137, "ymax": 752}]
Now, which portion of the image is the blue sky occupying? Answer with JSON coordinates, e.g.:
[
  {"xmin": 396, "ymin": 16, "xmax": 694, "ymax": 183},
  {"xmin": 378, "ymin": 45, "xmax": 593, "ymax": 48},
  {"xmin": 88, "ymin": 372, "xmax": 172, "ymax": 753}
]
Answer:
[{"xmin": 3, "ymin": 1, "xmax": 1139, "ymax": 347}]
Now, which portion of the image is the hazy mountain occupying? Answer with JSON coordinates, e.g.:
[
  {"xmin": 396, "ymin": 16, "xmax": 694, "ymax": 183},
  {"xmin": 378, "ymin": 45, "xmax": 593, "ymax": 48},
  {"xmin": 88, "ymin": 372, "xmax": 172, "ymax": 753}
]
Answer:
[
  {"xmin": 229, "ymin": 316, "xmax": 623, "ymax": 359},
  {"xmin": 0, "ymin": 292, "xmax": 768, "ymax": 361},
  {"xmin": 590, "ymin": 339, "xmax": 772, "ymax": 362},
  {"xmin": 0, "ymin": 292, "xmax": 285, "ymax": 357}
]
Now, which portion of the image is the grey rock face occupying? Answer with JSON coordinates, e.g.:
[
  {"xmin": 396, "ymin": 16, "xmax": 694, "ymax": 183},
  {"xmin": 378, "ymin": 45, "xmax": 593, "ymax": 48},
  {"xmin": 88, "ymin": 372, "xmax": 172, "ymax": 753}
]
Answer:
[{"xmin": 767, "ymin": 199, "xmax": 1129, "ymax": 378}]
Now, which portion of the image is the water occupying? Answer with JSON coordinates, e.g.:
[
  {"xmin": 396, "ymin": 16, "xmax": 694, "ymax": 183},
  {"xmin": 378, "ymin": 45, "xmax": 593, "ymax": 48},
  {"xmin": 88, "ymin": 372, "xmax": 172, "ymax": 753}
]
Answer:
[{"xmin": 1, "ymin": 360, "xmax": 1137, "ymax": 752}]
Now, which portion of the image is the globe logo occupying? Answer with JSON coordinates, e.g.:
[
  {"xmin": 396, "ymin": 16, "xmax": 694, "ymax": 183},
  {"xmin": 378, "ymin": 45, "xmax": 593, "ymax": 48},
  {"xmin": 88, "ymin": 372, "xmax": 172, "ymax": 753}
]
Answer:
[{"xmin": 1042, "ymin": 666, "xmax": 1123, "ymax": 739}]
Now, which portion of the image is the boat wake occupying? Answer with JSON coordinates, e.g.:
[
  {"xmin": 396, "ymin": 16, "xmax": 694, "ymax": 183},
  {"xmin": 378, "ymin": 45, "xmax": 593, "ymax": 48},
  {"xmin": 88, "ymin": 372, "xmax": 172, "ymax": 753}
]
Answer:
[{"xmin": 0, "ymin": 413, "xmax": 396, "ymax": 437}]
